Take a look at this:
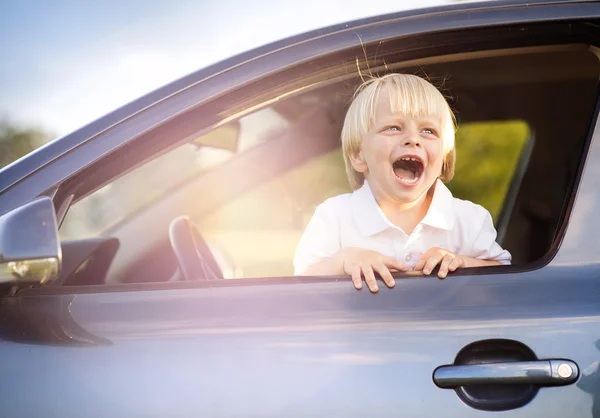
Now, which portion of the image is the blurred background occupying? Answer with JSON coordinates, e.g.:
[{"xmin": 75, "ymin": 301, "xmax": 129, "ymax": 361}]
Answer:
[{"xmin": 0, "ymin": 0, "xmax": 458, "ymax": 167}]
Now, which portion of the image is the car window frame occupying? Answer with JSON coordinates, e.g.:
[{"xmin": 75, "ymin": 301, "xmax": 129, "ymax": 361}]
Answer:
[
  {"xmin": 60, "ymin": 44, "xmax": 600, "ymax": 285},
  {"xmin": 15, "ymin": 133, "xmax": 597, "ymax": 297},
  {"xmin": 50, "ymin": 78, "xmax": 599, "ymax": 291},
  {"xmin": 7, "ymin": 12, "xmax": 600, "ymax": 294}
]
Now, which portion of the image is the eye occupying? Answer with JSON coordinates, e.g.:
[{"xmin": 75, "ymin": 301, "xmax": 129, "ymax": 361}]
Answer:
[
  {"xmin": 385, "ymin": 125, "xmax": 401, "ymax": 132},
  {"xmin": 422, "ymin": 127, "xmax": 438, "ymax": 136}
]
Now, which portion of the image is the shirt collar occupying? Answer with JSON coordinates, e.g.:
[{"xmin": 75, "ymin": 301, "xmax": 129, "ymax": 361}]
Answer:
[
  {"xmin": 351, "ymin": 179, "xmax": 455, "ymax": 237},
  {"xmin": 420, "ymin": 179, "xmax": 455, "ymax": 231},
  {"xmin": 351, "ymin": 180, "xmax": 395, "ymax": 237}
]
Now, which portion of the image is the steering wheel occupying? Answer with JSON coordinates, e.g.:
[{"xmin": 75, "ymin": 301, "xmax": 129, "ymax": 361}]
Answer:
[{"xmin": 168, "ymin": 216, "xmax": 223, "ymax": 280}]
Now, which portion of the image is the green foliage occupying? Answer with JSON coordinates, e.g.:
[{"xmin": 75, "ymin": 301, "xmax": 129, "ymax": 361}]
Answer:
[
  {"xmin": 0, "ymin": 121, "xmax": 52, "ymax": 169},
  {"xmin": 447, "ymin": 120, "xmax": 530, "ymax": 221}
]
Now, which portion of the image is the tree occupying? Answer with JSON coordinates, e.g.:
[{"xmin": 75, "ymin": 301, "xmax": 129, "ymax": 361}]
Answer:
[{"xmin": 0, "ymin": 120, "xmax": 52, "ymax": 169}]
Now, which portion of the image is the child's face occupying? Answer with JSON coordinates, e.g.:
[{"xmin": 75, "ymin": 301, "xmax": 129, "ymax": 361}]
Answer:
[{"xmin": 350, "ymin": 86, "xmax": 445, "ymax": 204}]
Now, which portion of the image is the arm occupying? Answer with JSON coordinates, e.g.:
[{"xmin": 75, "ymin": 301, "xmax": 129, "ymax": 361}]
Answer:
[
  {"xmin": 293, "ymin": 202, "xmax": 342, "ymax": 276},
  {"xmin": 468, "ymin": 209, "xmax": 512, "ymax": 265},
  {"xmin": 414, "ymin": 206, "xmax": 509, "ymax": 278},
  {"xmin": 461, "ymin": 256, "xmax": 502, "ymax": 268},
  {"xmin": 294, "ymin": 200, "xmax": 409, "ymax": 292},
  {"xmin": 304, "ymin": 255, "xmax": 344, "ymax": 275}
]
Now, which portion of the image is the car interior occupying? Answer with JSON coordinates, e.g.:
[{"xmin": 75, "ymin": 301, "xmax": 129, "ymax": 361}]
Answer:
[{"xmin": 47, "ymin": 21, "xmax": 600, "ymax": 287}]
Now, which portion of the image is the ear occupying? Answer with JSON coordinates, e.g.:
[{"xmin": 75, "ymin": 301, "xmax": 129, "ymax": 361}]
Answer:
[{"xmin": 349, "ymin": 150, "xmax": 368, "ymax": 173}]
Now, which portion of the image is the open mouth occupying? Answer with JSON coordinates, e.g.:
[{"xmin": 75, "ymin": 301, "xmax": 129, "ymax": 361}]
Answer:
[{"xmin": 393, "ymin": 156, "xmax": 424, "ymax": 185}]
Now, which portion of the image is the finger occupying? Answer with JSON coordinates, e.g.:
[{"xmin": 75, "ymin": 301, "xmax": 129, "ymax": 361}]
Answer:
[
  {"xmin": 362, "ymin": 266, "xmax": 379, "ymax": 293},
  {"xmin": 423, "ymin": 254, "xmax": 444, "ymax": 275},
  {"xmin": 374, "ymin": 263, "xmax": 395, "ymax": 288},
  {"xmin": 413, "ymin": 257, "xmax": 425, "ymax": 272},
  {"xmin": 384, "ymin": 257, "xmax": 410, "ymax": 272},
  {"xmin": 448, "ymin": 257, "xmax": 461, "ymax": 271},
  {"xmin": 349, "ymin": 266, "xmax": 363, "ymax": 290},
  {"xmin": 438, "ymin": 254, "xmax": 454, "ymax": 279},
  {"xmin": 414, "ymin": 252, "xmax": 431, "ymax": 271}
]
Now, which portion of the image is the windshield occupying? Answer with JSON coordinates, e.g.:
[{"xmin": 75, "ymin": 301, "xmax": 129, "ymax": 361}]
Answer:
[{"xmin": 60, "ymin": 107, "xmax": 289, "ymax": 239}]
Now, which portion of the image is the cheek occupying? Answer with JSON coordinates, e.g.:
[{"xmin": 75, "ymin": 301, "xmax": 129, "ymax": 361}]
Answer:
[
  {"xmin": 364, "ymin": 140, "xmax": 389, "ymax": 162},
  {"xmin": 427, "ymin": 143, "xmax": 444, "ymax": 167}
]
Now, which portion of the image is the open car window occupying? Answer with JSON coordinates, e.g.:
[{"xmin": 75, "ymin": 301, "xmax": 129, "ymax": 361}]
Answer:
[
  {"xmin": 56, "ymin": 42, "xmax": 600, "ymax": 285},
  {"xmin": 197, "ymin": 120, "xmax": 531, "ymax": 278}
]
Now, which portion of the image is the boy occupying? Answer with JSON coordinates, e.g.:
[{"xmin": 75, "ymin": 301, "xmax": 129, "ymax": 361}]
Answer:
[{"xmin": 293, "ymin": 73, "xmax": 511, "ymax": 292}]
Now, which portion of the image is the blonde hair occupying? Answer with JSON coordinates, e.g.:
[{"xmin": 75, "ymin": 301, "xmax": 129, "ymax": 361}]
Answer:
[{"xmin": 341, "ymin": 73, "xmax": 456, "ymax": 190}]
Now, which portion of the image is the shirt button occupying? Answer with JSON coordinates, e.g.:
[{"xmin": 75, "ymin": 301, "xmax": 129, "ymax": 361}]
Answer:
[{"xmin": 405, "ymin": 254, "xmax": 413, "ymax": 262}]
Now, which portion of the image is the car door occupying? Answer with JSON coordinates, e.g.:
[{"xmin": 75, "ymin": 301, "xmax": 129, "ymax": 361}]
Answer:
[{"xmin": 2, "ymin": 1, "xmax": 600, "ymax": 417}]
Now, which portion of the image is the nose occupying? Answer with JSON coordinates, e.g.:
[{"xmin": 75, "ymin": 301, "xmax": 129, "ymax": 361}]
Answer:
[{"xmin": 403, "ymin": 132, "xmax": 422, "ymax": 147}]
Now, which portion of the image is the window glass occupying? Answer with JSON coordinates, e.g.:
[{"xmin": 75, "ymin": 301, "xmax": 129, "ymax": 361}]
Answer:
[
  {"xmin": 448, "ymin": 120, "xmax": 530, "ymax": 221},
  {"xmin": 60, "ymin": 108, "xmax": 289, "ymax": 239},
  {"xmin": 199, "ymin": 148, "xmax": 350, "ymax": 278}
]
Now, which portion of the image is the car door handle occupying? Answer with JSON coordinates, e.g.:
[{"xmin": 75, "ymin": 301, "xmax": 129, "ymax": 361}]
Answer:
[{"xmin": 433, "ymin": 360, "xmax": 579, "ymax": 388}]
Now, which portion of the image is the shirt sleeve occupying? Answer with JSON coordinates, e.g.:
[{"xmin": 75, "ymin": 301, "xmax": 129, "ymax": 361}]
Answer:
[
  {"xmin": 469, "ymin": 209, "xmax": 512, "ymax": 265},
  {"xmin": 293, "ymin": 201, "xmax": 342, "ymax": 275}
]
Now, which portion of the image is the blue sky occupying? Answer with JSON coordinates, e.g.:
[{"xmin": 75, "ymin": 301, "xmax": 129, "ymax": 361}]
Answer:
[{"xmin": 0, "ymin": 0, "xmax": 452, "ymax": 136}]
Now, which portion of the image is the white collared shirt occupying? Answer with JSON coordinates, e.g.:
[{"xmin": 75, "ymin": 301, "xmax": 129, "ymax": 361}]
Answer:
[{"xmin": 293, "ymin": 179, "xmax": 511, "ymax": 274}]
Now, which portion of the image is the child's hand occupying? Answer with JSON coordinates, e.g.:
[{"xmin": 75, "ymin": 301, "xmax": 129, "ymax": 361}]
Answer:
[
  {"xmin": 334, "ymin": 248, "xmax": 410, "ymax": 292},
  {"xmin": 414, "ymin": 247, "xmax": 465, "ymax": 279}
]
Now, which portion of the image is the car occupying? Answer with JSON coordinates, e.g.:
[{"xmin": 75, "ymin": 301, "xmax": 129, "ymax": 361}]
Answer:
[{"xmin": 2, "ymin": 0, "xmax": 600, "ymax": 415}]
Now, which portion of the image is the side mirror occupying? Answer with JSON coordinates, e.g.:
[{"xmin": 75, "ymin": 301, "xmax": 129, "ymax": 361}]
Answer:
[{"xmin": 0, "ymin": 197, "xmax": 61, "ymax": 285}]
